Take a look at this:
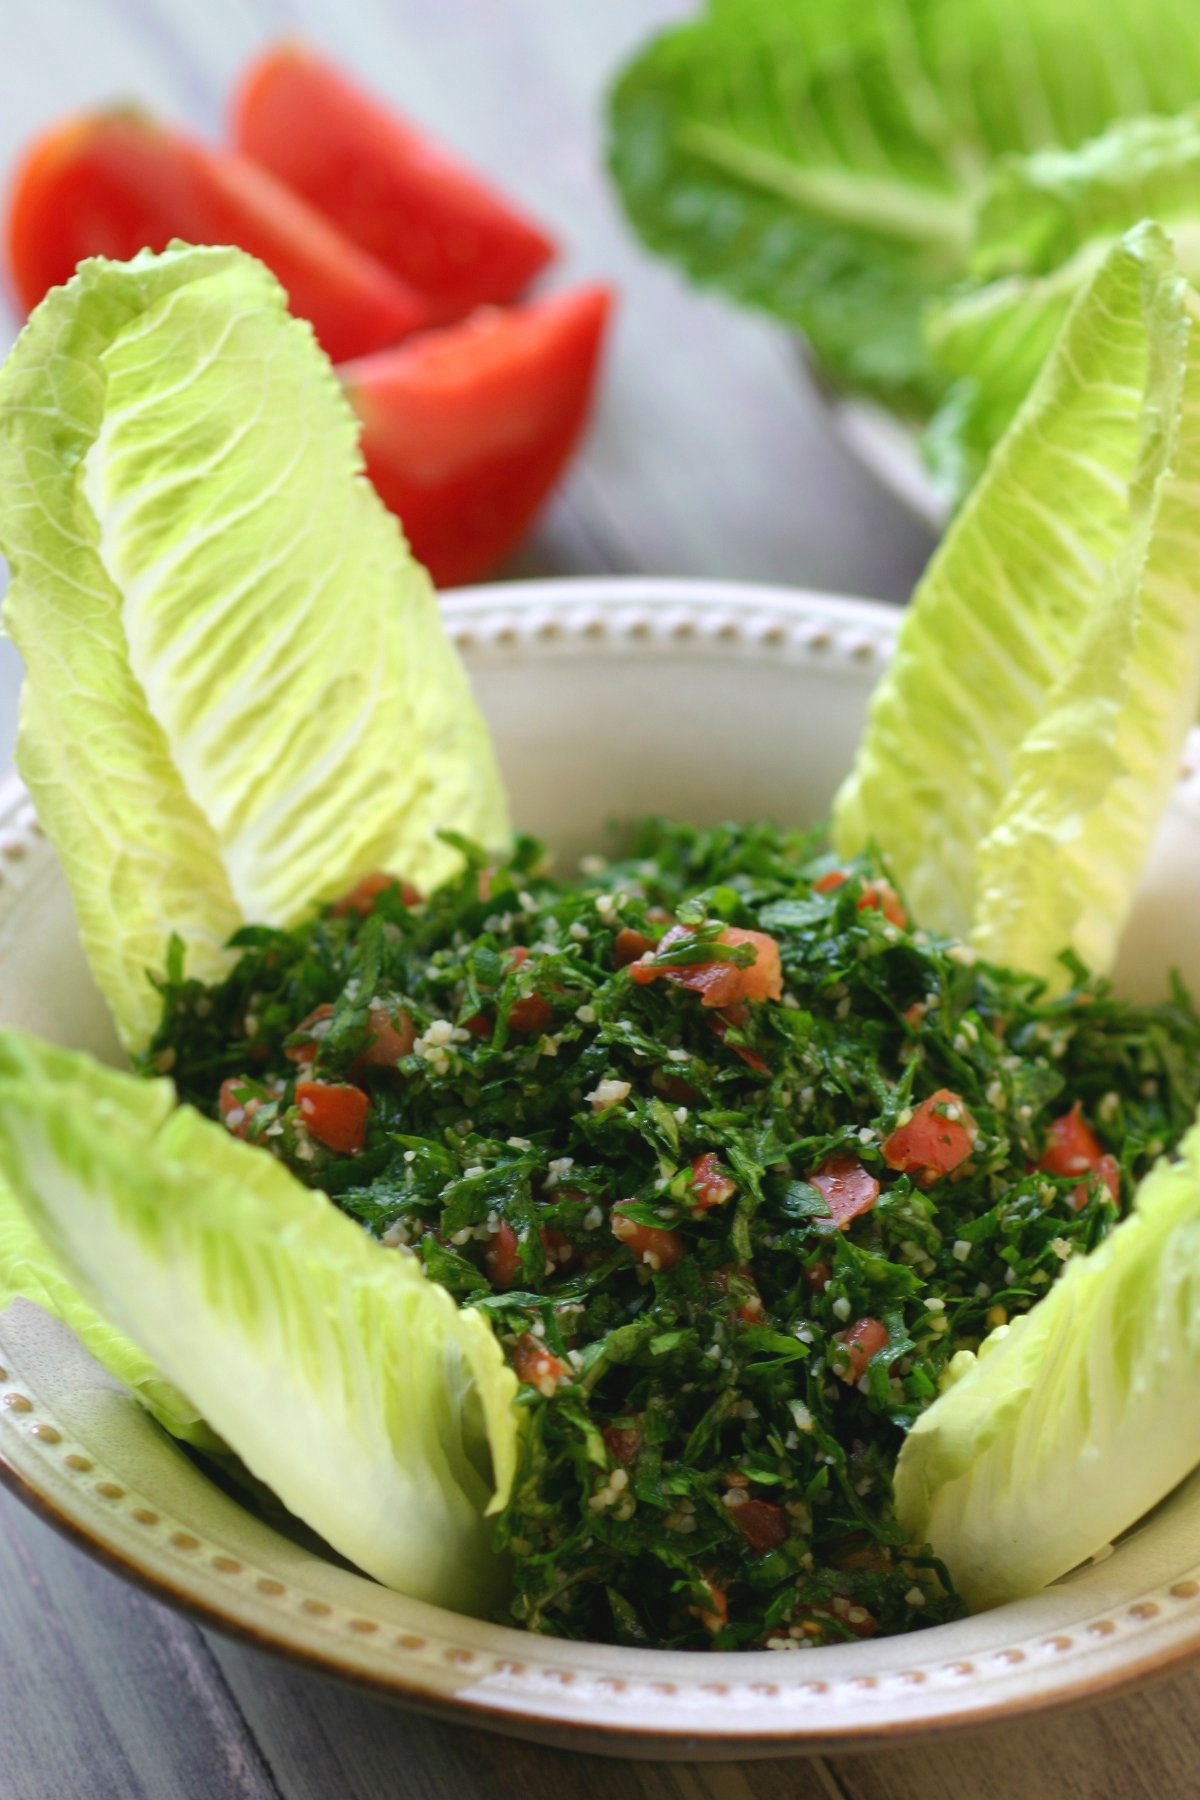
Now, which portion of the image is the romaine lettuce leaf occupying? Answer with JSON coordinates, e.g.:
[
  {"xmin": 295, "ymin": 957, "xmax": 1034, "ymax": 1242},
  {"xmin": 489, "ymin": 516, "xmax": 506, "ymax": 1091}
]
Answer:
[
  {"xmin": 895, "ymin": 1114, "xmax": 1200, "ymax": 1609},
  {"xmin": 608, "ymin": 0, "xmax": 1200, "ymax": 411},
  {"xmin": 0, "ymin": 1029, "xmax": 519, "ymax": 1613},
  {"xmin": 927, "ymin": 111, "xmax": 1200, "ymax": 495},
  {"xmin": 0, "ymin": 243, "xmax": 508, "ymax": 1052},
  {"xmin": 834, "ymin": 225, "xmax": 1200, "ymax": 989}
]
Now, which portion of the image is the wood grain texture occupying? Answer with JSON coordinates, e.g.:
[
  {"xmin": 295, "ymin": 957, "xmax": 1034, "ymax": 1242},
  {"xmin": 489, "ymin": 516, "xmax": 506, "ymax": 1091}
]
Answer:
[{"xmin": 0, "ymin": 2, "xmax": 1193, "ymax": 1798}]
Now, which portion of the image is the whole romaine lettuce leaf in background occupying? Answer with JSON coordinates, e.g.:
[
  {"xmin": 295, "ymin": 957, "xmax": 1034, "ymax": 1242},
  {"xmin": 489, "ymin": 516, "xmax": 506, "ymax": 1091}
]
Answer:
[
  {"xmin": 608, "ymin": 0, "xmax": 1200, "ymax": 415},
  {"xmin": 834, "ymin": 225, "xmax": 1200, "ymax": 990},
  {"xmin": 0, "ymin": 1029, "xmax": 519, "ymax": 1613},
  {"xmin": 895, "ymin": 1114, "xmax": 1200, "ymax": 1609},
  {"xmin": 927, "ymin": 111, "xmax": 1200, "ymax": 498},
  {"xmin": 0, "ymin": 243, "xmax": 509, "ymax": 1052}
]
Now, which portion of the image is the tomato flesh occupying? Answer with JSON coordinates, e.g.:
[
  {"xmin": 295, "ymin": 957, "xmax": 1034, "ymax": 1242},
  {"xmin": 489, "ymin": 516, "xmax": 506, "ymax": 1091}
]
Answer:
[
  {"xmin": 507, "ymin": 993, "xmax": 553, "ymax": 1036},
  {"xmin": 630, "ymin": 924, "xmax": 783, "ymax": 1009},
  {"xmin": 603, "ymin": 1423, "xmax": 642, "ymax": 1465},
  {"xmin": 331, "ymin": 871, "xmax": 422, "ymax": 917},
  {"xmin": 807, "ymin": 1153, "xmax": 880, "ymax": 1230},
  {"xmin": 285, "ymin": 1002, "xmax": 334, "ymax": 1064},
  {"xmin": 486, "ymin": 1220, "xmax": 521, "ymax": 1289},
  {"xmin": 233, "ymin": 43, "xmax": 555, "ymax": 323},
  {"xmin": 613, "ymin": 927, "xmax": 655, "ymax": 968},
  {"xmin": 295, "ymin": 1079, "xmax": 368, "ymax": 1154},
  {"xmin": 511, "ymin": 1332, "xmax": 570, "ymax": 1392},
  {"xmin": 883, "ymin": 1089, "xmax": 976, "ymax": 1183},
  {"xmin": 357, "ymin": 1005, "xmax": 416, "ymax": 1068},
  {"xmin": 339, "ymin": 284, "xmax": 612, "ymax": 588},
  {"xmin": 219, "ymin": 1077, "xmax": 262, "ymax": 1139},
  {"xmin": 690, "ymin": 1151, "xmax": 737, "ymax": 1210},
  {"xmin": 5, "ymin": 111, "xmax": 427, "ymax": 360},
  {"xmin": 836, "ymin": 1316, "xmax": 889, "ymax": 1384},
  {"xmin": 1038, "ymin": 1104, "xmax": 1120, "ymax": 1209},
  {"xmin": 611, "ymin": 1203, "xmax": 684, "ymax": 1272},
  {"xmin": 730, "ymin": 1497, "xmax": 788, "ymax": 1553}
]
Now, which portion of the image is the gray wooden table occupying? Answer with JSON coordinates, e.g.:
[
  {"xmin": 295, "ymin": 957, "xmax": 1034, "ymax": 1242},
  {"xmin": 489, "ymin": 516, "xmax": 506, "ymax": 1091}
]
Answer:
[{"xmin": 2, "ymin": 5, "xmax": 1198, "ymax": 1796}]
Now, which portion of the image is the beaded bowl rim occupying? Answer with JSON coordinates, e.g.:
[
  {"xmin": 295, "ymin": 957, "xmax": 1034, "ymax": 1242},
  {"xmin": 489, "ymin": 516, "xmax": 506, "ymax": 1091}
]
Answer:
[{"xmin": 1, "ymin": 575, "xmax": 1199, "ymax": 1761}]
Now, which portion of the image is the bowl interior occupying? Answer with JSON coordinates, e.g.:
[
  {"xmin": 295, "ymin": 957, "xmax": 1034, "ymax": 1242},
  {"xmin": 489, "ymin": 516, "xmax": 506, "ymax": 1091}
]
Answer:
[{"xmin": 3, "ymin": 577, "xmax": 1200, "ymax": 1755}]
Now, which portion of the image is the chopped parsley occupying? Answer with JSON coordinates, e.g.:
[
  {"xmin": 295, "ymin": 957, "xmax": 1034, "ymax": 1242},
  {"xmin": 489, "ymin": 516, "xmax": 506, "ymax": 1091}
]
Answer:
[{"xmin": 145, "ymin": 820, "xmax": 1200, "ymax": 1651}]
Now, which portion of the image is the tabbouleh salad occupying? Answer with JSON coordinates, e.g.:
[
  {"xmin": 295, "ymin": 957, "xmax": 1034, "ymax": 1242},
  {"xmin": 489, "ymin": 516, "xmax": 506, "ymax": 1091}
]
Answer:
[{"xmin": 145, "ymin": 820, "xmax": 1200, "ymax": 1651}]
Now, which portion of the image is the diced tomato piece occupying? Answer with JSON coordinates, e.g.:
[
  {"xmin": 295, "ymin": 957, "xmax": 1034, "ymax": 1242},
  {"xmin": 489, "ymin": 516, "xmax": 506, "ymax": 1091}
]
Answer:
[
  {"xmin": 836, "ymin": 1316, "xmax": 889, "ymax": 1384},
  {"xmin": 508, "ymin": 945, "xmax": 530, "ymax": 970},
  {"xmin": 486, "ymin": 1220, "xmax": 521, "ymax": 1289},
  {"xmin": 858, "ymin": 880, "xmax": 908, "ymax": 929},
  {"xmin": 331, "ymin": 871, "xmax": 422, "ymax": 917},
  {"xmin": 507, "ymin": 993, "xmax": 554, "ymax": 1035},
  {"xmin": 611, "ymin": 1202, "xmax": 684, "ymax": 1272},
  {"xmin": 5, "ymin": 111, "xmax": 427, "ymax": 359},
  {"xmin": 1039, "ymin": 1108, "xmax": 1122, "ymax": 1211},
  {"xmin": 285, "ymin": 1002, "xmax": 334, "ymax": 1064},
  {"xmin": 357, "ymin": 1005, "xmax": 416, "ymax": 1067},
  {"xmin": 296, "ymin": 1079, "xmax": 369, "ymax": 1154},
  {"xmin": 339, "ymin": 284, "xmax": 612, "ymax": 588},
  {"xmin": 730, "ymin": 1498, "xmax": 788, "ymax": 1553},
  {"xmin": 511, "ymin": 1332, "xmax": 571, "ymax": 1393},
  {"xmin": 815, "ymin": 868, "xmax": 906, "ymax": 927},
  {"xmin": 630, "ymin": 924, "xmax": 783, "ymax": 1009},
  {"xmin": 807, "ymin": 1153, "xmax": 880, "ymax": 1231},
  {"xmin": 804, "ymin": 1258, "xmax": 831, "ymax": 1293},
  {"xmin": 603, "ymin": 1423, "xmax": 642, "ymax": 1465},
  {"xmin": 651, "ymin": 1069, "xmax": 703, "ymax": 1107},
  {"xmin": 233, "ymin": 43, "xmax": 555, "ymax": 323},
  {"xmin": 710, "ymin": 1266, "xmax": 764, "ymax": 1323},
  {"xmin": 219, "ymin": 1077, "xmax": 263, "ymax": 1140},
  {"xmin": 1038, "ymin": 1103, "xmax": 1105, "ymax": 1177},
  {"xmin": 690, "ymin": 1151, "xmax": 737, "ymax": 1211},
  {"xmin": 541, "ymin": 1226, "xmax": 577, "ymax": 1274},
  {"xmin": 1090, "ymin": 1153, "xmax": 1122, "ymax": 1210},
  {"xmin": 614, "ymin": 927, "xmax": 655, "ymax": 968},
  {"xmin": 691, "ymin": 1578, "xmax": 728, "ymax": 1633},
  {"xmin": 883, "ymin": 1089, "xmax": 977, "ymax": 1183},
  {"xmin": 463, "ymin": 1010, "xmax": 492, "ymax": 1040},
  {"xmin": 708, "ymin": 1010, "xmax": 771, "ymax": 1075}
]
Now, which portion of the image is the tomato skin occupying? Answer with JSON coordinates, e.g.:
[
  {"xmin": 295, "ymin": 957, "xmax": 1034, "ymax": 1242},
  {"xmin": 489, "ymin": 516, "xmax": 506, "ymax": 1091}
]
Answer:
[
  {"xmin": 690, "ymin": 1151, "xmax": 737, "ymax": 1211},
  {"xmin": 331, "ymin": 871, "xmax": 422, "ymax": 917},
  {"xmin": 233, "ymin": 43, "xmax": 555, "ymax": 323},
  {"xmin": 5, "ymin": 111, "xmax": 427, "ymax": 360},
  {"xmin": 613, "ymin": 927, "xmax": 655, "ymax": 968},
  {"xmin": 486, "ymin": 1220, "xmax": 521, "ymax": 1289},
  {"xmin": 836, "ymin": 1316, "xmax": 889, "ymax": 1384},
  {"xmin": 511, "ymin": 1332, "xmax": 570, "ymax": 1393},
  {"xmin": 883, "ymin": 1089, "xmax": 977, "ymax": 1183},
  {"xmin": 1039, "ymin": 1102, "xmax": 1105, "ymax": 1176},
  {"xmin": 1038, "ymin": 1104, "xmax": 1121, "ymax": 1210},
  {"xmin": 807, "ymin": 1153, "xmax": 880, "ymax": 1230},
  {"xmin": 357, "ymin": 1005, "xmax": 416, "ymax": 1068},
  {"xmin": 603, "ymin": 1423, "xmax": 642, "ymax": 1465},
  {"xmin": 610, "ymin": 1202, "xmax": 684, "ymax": 1272},
  {"xmin": 285, "ymin": 1002, "xmax": 334, "ymax": 1064},
  {"xmin": 630, "ymin": 924, "xmax": 783, "ymax": 1009},
  {"xmin": 691, "ymin": 1578, "xmax": 728, "ymax": 1633},
  {"xmin": 815, "ymin": 868, "xmax": 906, "ymax": 927},
  {"xmin": 219, "ymin": 1077, "xmax": 262, "ymax": 1139},
  {"xmin": 340, "ymin": 284, "xmax": 612, "ymax": 588},
  {"xmin": 507, "ymin": 993, "xmax": 554, "ymax": 1036},
  {"xmin": 295, "ymin": 1079, "xmax": 369, "ymax": 1154},
  {"xmin": 730, "ymin": 1497, "xmax": 788, "ymax": 1553}
]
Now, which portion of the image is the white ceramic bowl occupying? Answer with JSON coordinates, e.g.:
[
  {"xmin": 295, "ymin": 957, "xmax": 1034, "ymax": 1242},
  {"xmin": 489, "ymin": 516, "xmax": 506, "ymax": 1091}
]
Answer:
[{"xmin": 2, "ymin": 577, "xmax": 1200, "ymax": 1761}]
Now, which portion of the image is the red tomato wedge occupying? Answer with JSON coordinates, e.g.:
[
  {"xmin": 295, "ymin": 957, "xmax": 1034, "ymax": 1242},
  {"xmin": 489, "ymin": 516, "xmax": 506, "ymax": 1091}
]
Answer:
[
  {"xmin": 730, "ymin": 1498, "xmax": 788, "ymax": 1553},
  {"xmin": 5, "ymin": 110, "xmax": 427, "ymax": 361},
  {"xmin": 882, "ymin": 1089, "xmax": 977, "ymax": 1184},
  {"xmin": 339, "ymin": 284, "xmax": 612, "ymax": 587},
  {"xmin": 233, "ymin": 42, "xmax": 556, "ymax": 323},
  {"xmin": 836, "ymin": 1316, "xmax": 889, "ymax": 1384}
]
